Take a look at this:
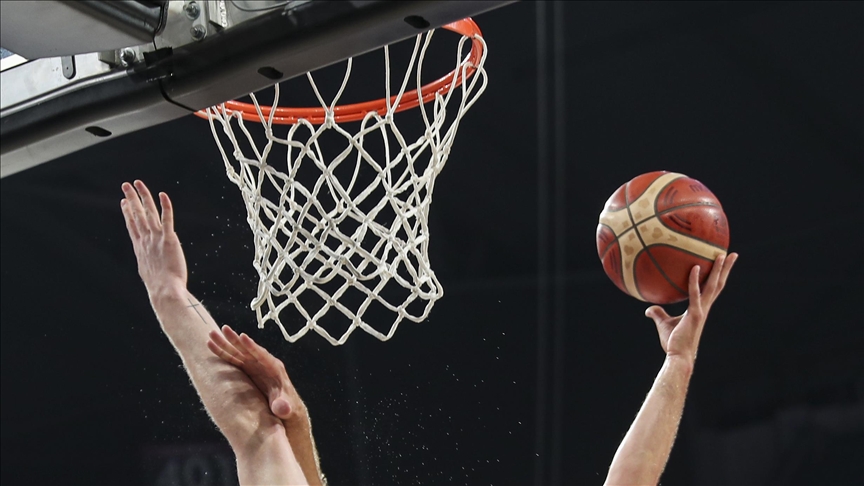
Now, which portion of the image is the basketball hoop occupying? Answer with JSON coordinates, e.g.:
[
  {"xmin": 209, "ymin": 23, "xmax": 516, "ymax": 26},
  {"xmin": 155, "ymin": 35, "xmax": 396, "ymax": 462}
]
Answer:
[{"xmin": 198, "ymin": 18, "xmax": 487, "ymax": 345}]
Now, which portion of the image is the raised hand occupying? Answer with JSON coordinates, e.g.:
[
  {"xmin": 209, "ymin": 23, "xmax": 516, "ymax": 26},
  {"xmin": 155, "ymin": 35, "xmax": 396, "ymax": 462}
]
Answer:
[
  {"xmin": 207, "ymin": 325, "xmax": 307, "ymax": 423},
  {"xmin": 120, "ymin": 181, "xmax": 187, "ymax": 298},
  {"xmin": 645, "ymin": 252, "xmax": 739, "ymax": 364}
]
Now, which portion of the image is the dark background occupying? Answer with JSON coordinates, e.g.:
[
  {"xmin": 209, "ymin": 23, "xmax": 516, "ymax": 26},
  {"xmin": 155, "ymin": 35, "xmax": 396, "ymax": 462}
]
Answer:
[{"xmin": 2, "ymin": 1, "xmax": 862, "ymax": 485}]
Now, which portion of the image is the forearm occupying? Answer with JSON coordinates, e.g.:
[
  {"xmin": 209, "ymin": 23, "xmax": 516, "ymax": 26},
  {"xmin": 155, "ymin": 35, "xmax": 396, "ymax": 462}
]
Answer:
[
  {"xmin": 123, "ymin": 181, "xmax": 308, "ymax": 483},
  {"xmin": 149, "ymin": 284, "xmax": 282, "ymax": 448},
  {"xmin": 605, "ymin": 356, "xmax": 694, "ymax": 486},
  {"xmin": 285, "ymin": 414, "xmax": 326, "ymax": 486},
  {"xmin": 150, "ymin": 285, "xmax": 310, "ymax": 484}
]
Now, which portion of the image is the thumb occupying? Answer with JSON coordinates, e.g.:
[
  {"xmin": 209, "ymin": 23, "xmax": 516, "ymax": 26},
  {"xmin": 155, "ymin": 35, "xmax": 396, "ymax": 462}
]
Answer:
[
  {"xmin": 271, "ymin": 396, "xmax": 292, "ymax": 419},
  {"xmin": 645, "ymin": 305, "xmax": 670, "ymax": 323}
]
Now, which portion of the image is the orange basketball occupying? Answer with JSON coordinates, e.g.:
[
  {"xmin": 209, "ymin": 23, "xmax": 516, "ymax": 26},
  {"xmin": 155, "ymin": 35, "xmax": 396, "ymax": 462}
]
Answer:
[{"xmin": 596, "ymin": 171, "xmax": 730, "ymax": 304}]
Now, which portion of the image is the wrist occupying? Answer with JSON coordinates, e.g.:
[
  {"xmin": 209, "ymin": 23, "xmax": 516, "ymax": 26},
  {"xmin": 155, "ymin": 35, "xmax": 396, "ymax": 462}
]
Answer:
[
  {"xmin": 148, "ymin": 280, "xmax": 189, "ymax": 308},
  {"xmin": 664, "ymin": 354, "xmax": 695, "ymax": 377}
]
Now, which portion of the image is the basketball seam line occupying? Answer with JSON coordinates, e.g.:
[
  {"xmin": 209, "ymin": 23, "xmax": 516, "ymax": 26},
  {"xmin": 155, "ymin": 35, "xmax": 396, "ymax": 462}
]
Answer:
[
  {"xmin": 651, "ymin": 181, "xmax": 727, "ymax": 252},
  {"xmin": 597, "ymin": 223, "xmax": 619, "ymax": 261},
  {"xmin": 636, "ymin": 202, "xmax": 721, "ymax": 226},
  {"xmin": 598, "ymin": 202, "xmax": 720, "ymax": 261},
  {"xmin": 599, "ymin": 201, "xmax": 720, "ymax": 233},
  {"xmin": 625, "ymin": 177, "xmax": 688, "ymax": 299},
  {"xmin": 643, "ymin": 176, "xmax": 690, "ymax": 297},
  {"xmin": 632, "ymin": 247, "xmax": 651, "ymax": 302},
  {"xmin": 653, "ymin": 211, "xmax": 729, "ymax": 252},
  {"xmin": 597, "ymin": 224, "xmax": 625, "ymax": 286},
  {"xmin": 649, "ymin": 243, "xmax": 720, "ymax": 263}
]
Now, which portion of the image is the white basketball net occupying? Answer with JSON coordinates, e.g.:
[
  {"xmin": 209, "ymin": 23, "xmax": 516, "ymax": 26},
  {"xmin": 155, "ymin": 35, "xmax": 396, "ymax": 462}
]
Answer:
[{"xmin": 203, "ymin": 29, "xmax": 487, "ymax": 345}]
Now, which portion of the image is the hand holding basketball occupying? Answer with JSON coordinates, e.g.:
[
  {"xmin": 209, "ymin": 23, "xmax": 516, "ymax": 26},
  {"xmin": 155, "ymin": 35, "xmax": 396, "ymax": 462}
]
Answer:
[
  {"xmin": 597, "ymin": 171, "xmax": 730, "ymax": 304},
  {"xmin": 646, "ymin": 252, "xmax": 738, "ymax": 364},
  {"xmin": 120, "ymin": 181, "xmax": 187, "ymax": 298}
]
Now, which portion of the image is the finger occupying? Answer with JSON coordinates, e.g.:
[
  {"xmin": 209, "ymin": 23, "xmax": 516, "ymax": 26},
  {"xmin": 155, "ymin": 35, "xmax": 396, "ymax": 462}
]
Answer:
[
  {"xmin": 207, "ymin": 339, "xmax": 245, "ymax": 367},
  {"xmin": 120, "ymin": 199, "xmax": 140, "ymax": 240},
  {"xmin": 716, "ymin": 252, "xmax": 738, "ymax": 292},
  {"xmin": 271, "ymin": 396, "xmax": 293, "ymax": 419},
  {"xmin": 122, "ymin": 182, "xmax": 150, "ymax": 233},
  {"xmin": 222, "ymin": 325, "xmax": 254, "ymax": 360},
  {"xmin": 160, "ymin": 192, "xmax": 175, "ymax": 233},
  {"xmin": 208, "ymin": 328, "xmax": 242, "ymax": 358},
  {"xmin": 688, "ymin": 265, "xmax": 702, "ymax": 304},
  {"xmin": 687, "ymin": 265, "xmax": 707, "ymax": 324},
  {"xmin": 645, "ymin": 305, "xmax": 670, "ymax": 323},
  {"xmin": 238, "ymin": 333, "xmax": 274, "ymax": 364},
  {"xmin": 134, "ymin": 180, "xmax": 162, "ymax": 230},
  {"xmin": 703, "ymin": 253, "xmax": 727, "ymax": 297},
  {"xmin": 235, "ymin": 333, "xmax": 263, "ymax": 362}
]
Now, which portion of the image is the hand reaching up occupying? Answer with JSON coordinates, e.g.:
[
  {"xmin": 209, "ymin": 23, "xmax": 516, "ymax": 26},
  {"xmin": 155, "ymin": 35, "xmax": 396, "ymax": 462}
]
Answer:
[
  {"xmin": 120, "ymin": 181, "xmax": 187, "ymax": 299},
  {"xmin": 645, "ymin": 252, "xmax": 739, "ymax": 364}
]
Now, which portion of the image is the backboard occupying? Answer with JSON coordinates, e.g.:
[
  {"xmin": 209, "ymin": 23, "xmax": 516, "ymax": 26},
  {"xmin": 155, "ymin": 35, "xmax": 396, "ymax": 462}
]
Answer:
[{"xmin": 0, "ymin": 0, "xmax": 514, "ymax": 178}]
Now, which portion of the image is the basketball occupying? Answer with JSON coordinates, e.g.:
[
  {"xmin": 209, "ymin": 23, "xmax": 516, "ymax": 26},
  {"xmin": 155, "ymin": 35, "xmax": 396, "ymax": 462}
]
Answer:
[{"xmin": 596, "ymin": 171, "xmax": 730, "ymax": 304}]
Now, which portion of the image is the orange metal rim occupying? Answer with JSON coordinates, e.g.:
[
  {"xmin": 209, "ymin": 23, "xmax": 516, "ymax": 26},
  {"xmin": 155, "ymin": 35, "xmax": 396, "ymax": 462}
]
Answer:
[{"xmin": 194, "ymin": 18, "xmax": 483, "ymax": 125}]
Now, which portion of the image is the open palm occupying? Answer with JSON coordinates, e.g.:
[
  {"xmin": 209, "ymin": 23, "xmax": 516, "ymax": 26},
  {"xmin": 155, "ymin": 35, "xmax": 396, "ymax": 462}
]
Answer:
[{"xmin": 120, "ymin": 181, "xmax": 187, "ymax": 297}]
